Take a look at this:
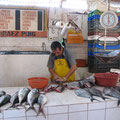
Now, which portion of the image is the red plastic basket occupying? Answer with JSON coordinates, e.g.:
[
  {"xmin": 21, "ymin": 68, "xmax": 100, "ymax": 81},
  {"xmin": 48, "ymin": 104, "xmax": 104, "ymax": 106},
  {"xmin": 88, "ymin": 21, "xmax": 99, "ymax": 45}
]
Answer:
[
  {"xmin": 94, "ymin": 73, "xmax": 119, "ymax": 87},
  {"xmin": 28, "ymin": 77, "xmax": 49, "ymax": 89}
]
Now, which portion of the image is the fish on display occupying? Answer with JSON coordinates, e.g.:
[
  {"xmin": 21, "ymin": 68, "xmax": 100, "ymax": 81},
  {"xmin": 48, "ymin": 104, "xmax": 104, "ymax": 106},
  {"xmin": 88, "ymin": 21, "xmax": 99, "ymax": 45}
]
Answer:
[
  {"xmin": 74, "ymin": 88, "xmax": 99, "ymax": 102},
  {"xmin": 26, "ymin": 88, "xmax": 39, "ymax": 113},
  {"xmin": 113, "ymin": 86, "xmax": 120, "ymax": 92},
  {"xmin": 63, "ymin": 82, "xmax": 80, "ymax": 90},
  {"xmin": 18, "ymin": 88, "xmax": 30, "ymax": 105},
  {"xmin": 55, "ymin": 86, "xmax": 65, "ymax": 93},
  {"xmin": 6, "ymin": 91, "xmax": 19, "ymax": 110},
  {"xmin": 44, "ymin": 84, "xmax": 58, "ymax": 92},
  {"xmin": 37, "ymin": 94, "xmax": 47, "ymax": 118},
  {"xmin": 103, "ymin": 87, "xmax": 120, "ymax": 105},
  {"xmin": 84, "ymin": 88, "xmax": 109, "ymax": 100},
  {"xmin": 79, "ymin": 79, "xmax": 96, "ymax": 88},
  {"xmin": 0, "ymin": 91, "xmax": 6, "ymax": 97},
  {"xmin": 0, "ymin": 94, "xmax": 11, "ymax": 112}
]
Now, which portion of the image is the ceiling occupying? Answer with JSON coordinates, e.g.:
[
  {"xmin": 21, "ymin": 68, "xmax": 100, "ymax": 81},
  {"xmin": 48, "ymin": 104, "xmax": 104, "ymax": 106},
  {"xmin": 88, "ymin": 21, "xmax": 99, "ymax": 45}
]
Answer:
[{"xmin": 101, "ymin": 0, "xmax": 120, "ymax": 7}]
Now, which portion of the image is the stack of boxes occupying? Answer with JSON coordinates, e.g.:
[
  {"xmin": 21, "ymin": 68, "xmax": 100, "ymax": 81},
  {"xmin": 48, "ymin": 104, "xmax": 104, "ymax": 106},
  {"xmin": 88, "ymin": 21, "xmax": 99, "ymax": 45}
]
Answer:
[{"xmin": 88, "ymin": 9, "xmax": 120, "ymax": 73}]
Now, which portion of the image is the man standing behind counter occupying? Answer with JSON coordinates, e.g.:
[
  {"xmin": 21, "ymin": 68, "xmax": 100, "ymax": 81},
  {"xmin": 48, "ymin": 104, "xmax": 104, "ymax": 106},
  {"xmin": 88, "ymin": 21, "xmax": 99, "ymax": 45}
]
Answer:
[{"xmin": 47, "ymin": 41, "xmax": 77, "ymax": 82}]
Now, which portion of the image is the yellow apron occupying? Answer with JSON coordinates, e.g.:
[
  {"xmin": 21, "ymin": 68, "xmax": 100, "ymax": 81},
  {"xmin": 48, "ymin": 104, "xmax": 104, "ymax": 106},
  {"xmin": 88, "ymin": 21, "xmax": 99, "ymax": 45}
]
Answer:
[{"xmin": 52, "ymin": 58, "xmax": 75, "ymax": 82}]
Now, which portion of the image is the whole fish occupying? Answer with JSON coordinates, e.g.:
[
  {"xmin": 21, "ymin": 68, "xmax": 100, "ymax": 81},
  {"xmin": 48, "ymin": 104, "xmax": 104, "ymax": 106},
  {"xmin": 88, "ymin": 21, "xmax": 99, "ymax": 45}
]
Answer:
[
  {"xmin": 113, "ymin": 86, "xmax": 120, "ymax": 92},
  {"xmin": 0, "ymin": 94, "xmax": 11, "ymax": 112},
  {"xmin": 18, "ymin": 88, "xmax": 30, "ymax": 105},
  {"xmin": 26, "ymin": 88, "xmax": 39, "ymax": 113},
  {"xmin": 103, "ymin": 87, "xmax": 120, "ymax": 105},
  {"xmin": 0, "ymin": 91, "xmax": 6, "ymax": 97},
  {"xmin": 79, "ymin": 79, "xmax": 96, "ymax": 88},
  {"xmin": 74, "ymin": 88, "xmax": 98, "ymax": 102},
  {"xmin": 84, "ymin": 88, "xmax": 109, "ymax": 100},
  {"xmin": 37, "ymin": 94, "xmax": 47, "ymax": 118},
  {"xmin": 63, "ymin": 82, "xmax": 80, "ymax": 90},
  {"xmin": 6, "ymin": 91, "xmax": 19, "ymax": 110}
]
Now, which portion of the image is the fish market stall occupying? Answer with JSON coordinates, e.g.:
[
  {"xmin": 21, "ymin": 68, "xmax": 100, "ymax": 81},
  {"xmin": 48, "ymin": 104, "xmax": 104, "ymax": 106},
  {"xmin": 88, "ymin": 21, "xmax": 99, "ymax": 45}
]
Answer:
[{"xmin": 0, "ymin": 85, "xmax": 120, "ymax": 120}]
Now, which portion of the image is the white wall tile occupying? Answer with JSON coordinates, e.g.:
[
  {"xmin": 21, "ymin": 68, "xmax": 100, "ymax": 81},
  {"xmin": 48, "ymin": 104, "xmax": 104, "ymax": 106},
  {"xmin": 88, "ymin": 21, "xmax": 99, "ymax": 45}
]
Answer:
[
  {"xmin": 48, "ymin": 114, "xmax": 68, "ymax": 120},
  {"xmin": 106, "ymin": 107, "xmax": 120, "ymax": 120},
  {"xmin": 48, "ymin": 105, "xmax": 68, "ymax": 115},
  {"xmin": 106, "ymin": 100, "xmax": 118, "ymax": 108},
  {"xmin": 69, "ymin": 103, "xmax": 87, "ymax": 112},
  {"xmin": 4, "ymin": 117, "xmax": 26, "ymax": 120},
  {"xmin": 88, "ymin": 102, "xmax": 105, "ymax": 110},
  {"xmin": 88, "ymin": 109, "xmax": 105, "ymax": 120},
  {"xmin": 4, "ymin": 109, "xmax": 26, "ymax": 118},
  {"xmin": 27, "ymin": 116, "xmax": 47, "ymax": 120},
  {"xmin": 26, "ymin": 107, "xmax": 47, "ymax": 117},
  {"xmin": 69, "ymin": 111, "xmax": 87, "ymax": 120}
]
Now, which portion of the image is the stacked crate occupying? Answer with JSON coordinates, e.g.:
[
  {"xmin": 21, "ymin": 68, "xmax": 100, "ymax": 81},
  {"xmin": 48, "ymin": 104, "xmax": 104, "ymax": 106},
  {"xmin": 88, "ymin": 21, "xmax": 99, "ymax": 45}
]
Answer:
[{"xmin": 88, "ymin": 9, "xmax": 120, "ymax": 73}]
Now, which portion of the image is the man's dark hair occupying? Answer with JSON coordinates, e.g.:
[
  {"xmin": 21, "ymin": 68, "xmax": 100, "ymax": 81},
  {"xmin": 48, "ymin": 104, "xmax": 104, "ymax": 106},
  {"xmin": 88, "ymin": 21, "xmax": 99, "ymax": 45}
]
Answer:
[{"xmin": 51, "ymin": 41, "xmax": 61, "ymax": 51}]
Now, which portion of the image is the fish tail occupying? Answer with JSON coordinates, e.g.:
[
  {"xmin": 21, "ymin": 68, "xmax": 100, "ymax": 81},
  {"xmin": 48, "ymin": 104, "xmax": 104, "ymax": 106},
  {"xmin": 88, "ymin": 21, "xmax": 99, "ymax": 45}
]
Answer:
[
  {"xmin": 37, "ymin": 106, "xmax": 46, "ymax": 118},
  {"xmin": 117, "ymin": 99, "xmax": 120, "ymax": 106},
  {"xmin": 91, "ymin": 98, "xmax": 100, "ymax": 102},
  {"xmin": 5, "ymin": 105, "xmax": 13, "ymax": 110},
  {"xmin": 26, "ymin": 106, "xmax": 37, "ymax": 113}
]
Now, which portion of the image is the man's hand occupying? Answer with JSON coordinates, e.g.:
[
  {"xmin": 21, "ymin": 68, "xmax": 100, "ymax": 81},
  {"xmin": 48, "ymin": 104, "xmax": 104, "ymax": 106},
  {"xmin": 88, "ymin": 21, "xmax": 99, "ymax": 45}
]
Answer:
[{"xmin": 56, "ymin": 78, "xmax": 66, "ymax": 82}]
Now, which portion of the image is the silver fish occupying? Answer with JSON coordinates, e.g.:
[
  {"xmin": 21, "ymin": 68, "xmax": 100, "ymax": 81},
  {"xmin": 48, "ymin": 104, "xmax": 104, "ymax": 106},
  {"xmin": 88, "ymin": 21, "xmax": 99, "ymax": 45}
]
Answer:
[
  {"xmin": 6, "ymin": 91, "xmax": 19, "ymax": 110},
  {"xmin": 84, "ymin": 88, "xmax": 109, "ymax": 100},
  {"xmin": 0, "ymin": 94, "xmax": 11, "ymax": 112},
  {"xmin": 26, "ymin": 88, "xmax": 39, "ymax": 113},
  {"xmin": 18, "ymin": 88, "xmax": 30, "ymax": 105},
  {"xmin": 74, "ymin": 88, "xmax": 98, "ymax": 102},
  {"xmin": 0, "ymin": 91, "xmax": 6, "ymax": 97},
  {"xmin": 37, "ymin": 94, "xmax": 47, "ymax": 118},
  {"xmin": 103, "ymin": 87, "xmax": 120, "ymax": 105},
  {"xmin": 64, "ymin": 82, "xmax": 79, "ymax": 90}
]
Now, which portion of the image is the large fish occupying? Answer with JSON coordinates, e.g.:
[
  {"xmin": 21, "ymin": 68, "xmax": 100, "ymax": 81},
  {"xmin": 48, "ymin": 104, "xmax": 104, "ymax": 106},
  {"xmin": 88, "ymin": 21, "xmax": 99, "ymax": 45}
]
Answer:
[
  {"xmin": 74, "ymin": 88, "xmax": 98, "ymax": 102},
  {"xmin": 0, "ymin": 94, "xmax": 11, "ymax": 112},
  {"xmin": 84, "ymin": 88, "xmax": 109, "ymax": 100},
  {"xmin": 18, "ymin": 88, "xmax": 30, "ymax": 105},
  {"xmin": 0, "ymin": 91, "xmax": 6, "ymax": 97},
  {"xmin": 26, "ymin": 88, "xmax": 39, "ymax": 113},
  {"xmin": 6, "ymin": 91, "xmax": 19, "ymax": 110},
  {"xmin": 103, "ymin": 87, "xmax": 120, "ymax": 105},
  {"xmin": 37, "ymin": 94, "xmax": 47, "ymax": 118},
  {"xmin": 63, "ymin": 82, "xmax": 80, "ymax": 90}
]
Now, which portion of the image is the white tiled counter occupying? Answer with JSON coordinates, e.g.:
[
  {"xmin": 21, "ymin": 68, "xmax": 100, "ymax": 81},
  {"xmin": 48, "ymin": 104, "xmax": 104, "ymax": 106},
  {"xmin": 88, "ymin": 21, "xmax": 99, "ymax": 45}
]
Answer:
[{"xmin": 0, "ymin": 87, "xmax": 120, "ymax": 120}]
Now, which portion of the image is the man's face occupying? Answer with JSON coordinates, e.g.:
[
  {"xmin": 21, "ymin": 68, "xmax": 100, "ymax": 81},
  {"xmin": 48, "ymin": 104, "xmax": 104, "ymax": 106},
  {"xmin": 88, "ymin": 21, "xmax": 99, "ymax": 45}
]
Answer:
[{"xmin": 52, "ymin": 47, "xmax": 63, "ymax": 56}]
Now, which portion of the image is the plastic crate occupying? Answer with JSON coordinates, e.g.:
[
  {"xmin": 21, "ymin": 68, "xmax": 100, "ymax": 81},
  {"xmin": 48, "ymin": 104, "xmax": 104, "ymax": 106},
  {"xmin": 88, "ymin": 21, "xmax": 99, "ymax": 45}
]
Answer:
[
  {"xmin": 94, "ymin": 73, "xmax": 119, "ymax": 87},
  {"xmin": 88, "ymin": 56, "xmax": 120, "ymax": 73}
]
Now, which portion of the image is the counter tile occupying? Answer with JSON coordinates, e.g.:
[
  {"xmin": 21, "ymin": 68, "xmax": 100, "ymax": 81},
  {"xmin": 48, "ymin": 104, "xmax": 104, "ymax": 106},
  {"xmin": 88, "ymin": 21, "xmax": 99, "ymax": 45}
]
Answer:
[
  {"xmin": 4, "ymin": 117, "xmax": 26, "ymax": 120},
  {"xmin": 106, "ymin": 100, "xmax": 118, "ymax": 108},
  {"xmin": 69, "ymin": 111, "xmax": 87, "ymax": 120},
  {"xmin": 106, "ymin": 107, "xmax": 120, "ymax": 120},
  {"xmin": 26, "ymin": 116, "xmax": 47, "ymax": 120},
  {"xmin": 48, "ymin": 105, "xmax": 68, "ymax": 115},
  {"xmin": 69, "ymin": 103, "xmax": 87, "ymax": 112},
  {"xmin": 48, "ymin": 114, "xmax": 68, "ymax": 120},
  {"xmin": 88, "ymin": 102, "xmax": 105, "ymax": 110},
  {"xmin": 4, "ymin": 109, "xmax": 26, "ymax": 118},
  {"xmin": 88, "ymin": 109, "xmax": 105, "ymax": 120},
  {"xmin": 26, "ymin": 106, "xmax": 47, "ymax": 117}
]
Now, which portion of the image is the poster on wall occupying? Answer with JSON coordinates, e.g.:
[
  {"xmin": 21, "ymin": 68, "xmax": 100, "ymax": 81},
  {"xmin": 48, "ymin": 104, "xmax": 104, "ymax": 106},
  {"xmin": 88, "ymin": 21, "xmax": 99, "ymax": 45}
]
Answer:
[
  {"xmin": 0, "ymin": 9, "xmax": 15, "ymax": 30},
  {"xmin": 0, "ymin": 9, "xmax": 47, "ymax": 37}
]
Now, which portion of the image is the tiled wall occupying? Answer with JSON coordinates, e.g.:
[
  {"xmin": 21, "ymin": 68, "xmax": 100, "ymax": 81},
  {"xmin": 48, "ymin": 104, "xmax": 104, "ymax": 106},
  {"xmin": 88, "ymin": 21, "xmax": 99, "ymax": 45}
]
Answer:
[{"xmin": 0, "ymin": 100, "xmax": 120, "ymax": 120}]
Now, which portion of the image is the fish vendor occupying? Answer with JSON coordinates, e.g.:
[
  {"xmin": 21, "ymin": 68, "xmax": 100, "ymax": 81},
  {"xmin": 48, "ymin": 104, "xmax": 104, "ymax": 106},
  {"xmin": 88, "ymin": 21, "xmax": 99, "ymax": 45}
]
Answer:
[{"xmin": 47, "ymin": 41, "xmax": 77, "ymax": 82}]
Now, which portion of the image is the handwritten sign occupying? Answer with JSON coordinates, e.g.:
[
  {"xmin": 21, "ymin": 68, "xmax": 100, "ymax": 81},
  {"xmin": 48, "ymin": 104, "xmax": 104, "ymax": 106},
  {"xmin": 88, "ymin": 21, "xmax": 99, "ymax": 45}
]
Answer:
[
  {"xmin": 0, "ymin": 9, "xmax": 15, "ymax": 30},
  {"xmin": 20, "ymin": 10, "xmax": 37, "ymax": 31}
]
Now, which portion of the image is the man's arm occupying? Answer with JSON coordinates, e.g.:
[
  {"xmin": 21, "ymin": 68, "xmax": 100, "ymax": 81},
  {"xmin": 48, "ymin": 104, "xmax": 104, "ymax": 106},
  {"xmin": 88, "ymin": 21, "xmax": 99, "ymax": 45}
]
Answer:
[
  {"xmin": 64, "ymin": 64, "xmax": 77, "ymax": 80},
  {"xmin": 48, "ymin": 68, "xmax": 61, "ymax": 79}
]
